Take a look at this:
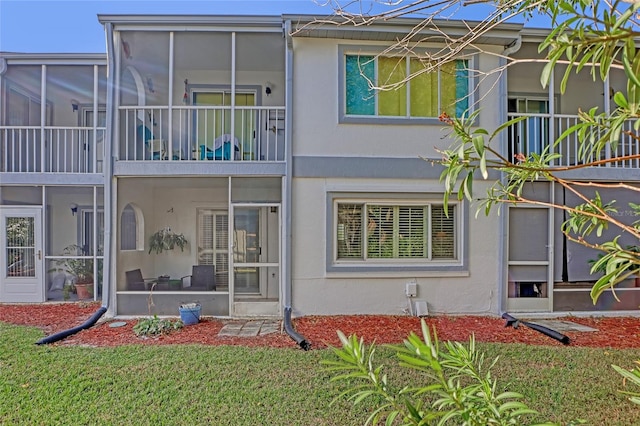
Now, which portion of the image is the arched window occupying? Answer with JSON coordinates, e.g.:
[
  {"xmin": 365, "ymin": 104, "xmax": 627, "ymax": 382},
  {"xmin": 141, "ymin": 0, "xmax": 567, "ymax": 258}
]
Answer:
[{"xmin": 120, "ymin": 203, "xmax": 143, "ymax": 251}]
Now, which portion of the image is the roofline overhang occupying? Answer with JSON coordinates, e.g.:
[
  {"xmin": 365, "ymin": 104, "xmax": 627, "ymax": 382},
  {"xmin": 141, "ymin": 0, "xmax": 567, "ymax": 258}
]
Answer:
[
  {"xmin": 284, "ymin": 14, "xmax": 524, "ymax": 46},
  {"xmin": 97, "ymin": 14, "xmax": 285, "ymax": 33},
  {"xmin": 0, "ymin": 52, "xmax": 107, "ymax": 65},
  {"xmin": 519, "ymin": 27, "xmax": 556, "ymax": 43}
]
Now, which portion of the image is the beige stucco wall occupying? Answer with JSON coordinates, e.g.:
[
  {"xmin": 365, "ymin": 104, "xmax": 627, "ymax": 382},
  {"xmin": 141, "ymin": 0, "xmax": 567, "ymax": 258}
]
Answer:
[
  {"xmin": 291, "ymin": 38, "xmax": 504, "ymax": 158},
  {"xmin": 288, "ymin": 37, "xmax": 507, "ymax": 315},
  {"xmin": 289, "ymin": 178, "xmax": 501, "ymax": 316}
]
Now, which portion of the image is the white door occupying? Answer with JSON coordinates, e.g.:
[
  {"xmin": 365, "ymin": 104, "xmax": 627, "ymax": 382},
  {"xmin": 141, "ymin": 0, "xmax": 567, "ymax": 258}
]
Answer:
[{"xmin": 1, "ymin": 208, "xmax": 44, "ymax": 302}]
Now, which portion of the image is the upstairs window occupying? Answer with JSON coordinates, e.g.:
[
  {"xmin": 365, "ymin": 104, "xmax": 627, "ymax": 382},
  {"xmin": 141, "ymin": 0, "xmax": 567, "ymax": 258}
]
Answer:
[
  {"xmin": 344, "ymin": 54, "xmax": 470, "ymax": 120},
  {"xmin": 336, "ymin": 201, "xmax": 457, "ymax": 262}
]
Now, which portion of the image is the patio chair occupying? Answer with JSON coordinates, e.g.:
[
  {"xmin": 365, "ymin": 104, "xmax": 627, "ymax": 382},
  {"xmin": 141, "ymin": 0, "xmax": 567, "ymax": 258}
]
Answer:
[
  {"xmin": 148, "ymin": 139, "xmax": 166, "ymax": 160},
  {"xmin": 137, "ymin": 123, "xmax": 165, "ymax": 160},
  {"xmin": 125, "ymin": 269, "xmax": 157, "ymax": 291},
  {"xmin": 181, "ymin": 265, "xmax": 216, "ymax": 291}
]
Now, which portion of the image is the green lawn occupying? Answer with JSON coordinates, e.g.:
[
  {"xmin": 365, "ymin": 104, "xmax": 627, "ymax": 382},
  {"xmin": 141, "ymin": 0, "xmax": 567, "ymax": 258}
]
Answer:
[{"xmin": 1, "ymin": 322, "xmax": 639, "ymax": 425}]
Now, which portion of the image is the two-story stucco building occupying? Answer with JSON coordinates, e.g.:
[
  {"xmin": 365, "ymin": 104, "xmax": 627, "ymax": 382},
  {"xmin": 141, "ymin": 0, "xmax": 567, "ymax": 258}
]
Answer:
[{"xmin": 1, "ymin": 14, "xmax": 638, "ymax": 319}]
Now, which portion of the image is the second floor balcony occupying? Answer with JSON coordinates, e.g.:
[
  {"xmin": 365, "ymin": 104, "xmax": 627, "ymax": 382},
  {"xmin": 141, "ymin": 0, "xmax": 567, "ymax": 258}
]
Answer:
[
  {"xmin": 507, "ymin": 113, "xmax": 640, "ymax": 170},
  {"xmin": 117, "ymin": 105, "xmax": 285, "ymax": 163},
  {"xmin": 0, "ymin": 54, "xmax": 108, "ymax": 176},
  {"xmin": 1, "ymin": 126, "xmax": 105, "ymax": 173}
]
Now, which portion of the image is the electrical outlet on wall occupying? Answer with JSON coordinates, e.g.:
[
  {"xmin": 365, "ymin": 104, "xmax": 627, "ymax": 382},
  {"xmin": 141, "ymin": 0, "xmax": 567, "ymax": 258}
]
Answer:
[{"xmin": 405, "ymin": 281, "xmax": 417, "ymax": 297}]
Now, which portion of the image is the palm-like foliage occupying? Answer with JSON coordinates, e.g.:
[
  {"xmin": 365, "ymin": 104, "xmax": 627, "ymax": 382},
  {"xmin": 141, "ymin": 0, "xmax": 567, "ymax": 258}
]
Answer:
[{"xmin": 323, "ymin": 320, "xmax": 556, "ymax": 426}]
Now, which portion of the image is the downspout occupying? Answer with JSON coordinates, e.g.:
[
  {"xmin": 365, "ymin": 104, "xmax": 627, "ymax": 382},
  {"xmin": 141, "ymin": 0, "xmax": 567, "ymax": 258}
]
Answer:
[
  {"xmin": 36, "ymin": 22, "xmax": 116, "ymax": 344},
  {"xmin": 282, "ymin": 19, "xmax": 310, "ymax": 351},
  {"xmin": 497, "ymin": 36, "xmax": 522, "ymax": 316}
]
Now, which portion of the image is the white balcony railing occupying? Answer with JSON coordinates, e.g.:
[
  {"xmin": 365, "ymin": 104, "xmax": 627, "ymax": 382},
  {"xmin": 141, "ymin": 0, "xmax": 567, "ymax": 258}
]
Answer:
[
  {"xmin": 0, "ymin": 126, "xmax": 105, "ymax": 173},
  {"xmin": 118, "ymin": 105, "xmax": 286, "ymax": 162},
  {"xmin": 507, "ymin": 113, "xmax": 639, "ymax": 169}
]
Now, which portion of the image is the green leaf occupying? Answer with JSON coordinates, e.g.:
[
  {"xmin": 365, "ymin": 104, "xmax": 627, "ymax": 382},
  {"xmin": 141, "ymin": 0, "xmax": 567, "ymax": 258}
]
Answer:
[
  {"xmin": 472, "ymin": 134, "xmax": 485, "ymax": 157},
  {"xmin": 479, "ymin": 153, "xmax": 488, "ymax": 179},
  {"xmin": 540, "ymin": 61, "xmax": 554, "ymax": 88},
  {"xmin": 623, "ymin": 54, "xmax": 640, "ymax": 90}
]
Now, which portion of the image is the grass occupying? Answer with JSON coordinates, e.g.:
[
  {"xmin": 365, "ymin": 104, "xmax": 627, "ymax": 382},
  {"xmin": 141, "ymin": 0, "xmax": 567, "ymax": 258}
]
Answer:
[{"xmin": 1, "ymin": 322, "xmax": 639, "ymax": 425}]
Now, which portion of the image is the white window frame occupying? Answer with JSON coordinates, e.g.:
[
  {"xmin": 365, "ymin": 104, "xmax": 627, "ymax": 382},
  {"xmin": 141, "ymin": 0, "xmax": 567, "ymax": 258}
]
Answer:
[{"xmin": 332, "ymin": 198, "xmax": 461, "ymax": 268}]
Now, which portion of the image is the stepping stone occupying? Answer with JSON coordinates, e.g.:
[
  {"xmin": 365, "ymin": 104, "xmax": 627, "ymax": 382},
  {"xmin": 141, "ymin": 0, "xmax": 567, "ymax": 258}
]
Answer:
[
  {"xmin": 238, "ymin": 321, "xmax": 263, "ymax": 337},
  {"xmin": 259, "ymin": 321, "xmax": 280, "ymax": 336},
  {"xmin": 530, "ymin": 319, "xmax": 598, "ymax": 332},
  {"xmin": 218, "ymin": 323, "xmax": 245, "ymax": 337},
  {"xmin": 217, "ymin": 319, "xmax": 283, "ymax": 337}
]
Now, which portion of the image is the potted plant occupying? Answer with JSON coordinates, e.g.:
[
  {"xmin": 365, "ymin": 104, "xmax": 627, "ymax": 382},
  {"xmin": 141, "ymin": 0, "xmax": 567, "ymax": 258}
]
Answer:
[
  {"xmin": 50, "ymin": 244, "xmax": 94, "ymax": 299},
  {"xmin": 148, "ymin": 227, "xmax": 188, "ymax": 254}
]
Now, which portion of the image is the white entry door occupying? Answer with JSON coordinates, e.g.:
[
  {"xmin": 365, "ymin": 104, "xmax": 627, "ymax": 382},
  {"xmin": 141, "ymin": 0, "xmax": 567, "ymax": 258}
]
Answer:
[{"xmin": 0, "ymin": 208, "xmax": 44, "ymax": 302}]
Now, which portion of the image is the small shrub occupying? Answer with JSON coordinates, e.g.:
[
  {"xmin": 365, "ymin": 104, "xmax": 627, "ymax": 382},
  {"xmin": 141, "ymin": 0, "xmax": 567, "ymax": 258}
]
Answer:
[
  {"xmin": 323, "ymin": 319, "xmax": 559, "ymax": 426},
  {"xmin": 133, "ymin": 315, "xmax": 183, "ymax": 337}
]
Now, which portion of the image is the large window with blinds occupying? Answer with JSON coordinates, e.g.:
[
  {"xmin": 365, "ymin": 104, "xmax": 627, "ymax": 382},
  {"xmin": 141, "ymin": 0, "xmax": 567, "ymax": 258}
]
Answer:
[
  {"xmin": 335, "ymin": 201, "xmax": 457, "ymax": 263},
  {"xmin": 343, "ymin": 53, "xmax": 470, "ymax": 121}
]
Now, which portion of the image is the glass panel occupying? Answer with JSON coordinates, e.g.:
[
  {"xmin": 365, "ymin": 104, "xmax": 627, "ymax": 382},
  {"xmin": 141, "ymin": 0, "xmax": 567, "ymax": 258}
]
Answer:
[
  {"xmin": 378, "ymin": 57, "xmax": 406, "ymax": 116},
  {"xmin": 215, "ymin": 213, "xmax": 229, "ymax": 288},
  {"xmin": 194, "ymin": 92, "xmax": 225, "ymax": 148},
  {"xmin": 197, "ymin": 209, "xmax": 228, "ymax": 288},
  {"xmin": 120, "ymin": 204, "xmax": 137, "ymax": 250},
  {"xmin": 410, "ymin": 58, "xmax": 438, "ymax": 117},
  {"xmin": 432, "ymin": 205, "xmax": 455, "ymax": 259},
  {"xmin": 337, "ymin": 204, "xmax": 363, "ymax": 259},
  {"xmin": 345, "ymin": 55, "xmax": 375, "ymax": 115},
  {"xmin": 6, "ymin": 216, "xmax": 35, "ymax": 277},
  {"xmin": 234, "ymin": 208, "xmax": 260, "ymax": 293},
  {"xmin": 455, "ymin": 60, "xmax": 469, "ymax": 117},
  {"xmin": 234, "ymin": 93, "xmax": 256, "ymax": 159},
  {"xmin": 367, "ymin": 205, "xmax": 395, "ymax": 258},
  {"xmin": 440, "ymin": 61, "xmax": 457, "ymax": 117},
  {"xmin": 194, "ymin": 92, "xmax": 254, "ymax": 160},
  {"xmin": 81, "ymin": 209, "xmax": 104, "ymax": 256},
  {"xmin": 398, "ymin": 206, "xmax": 427, "ymax": 258}
]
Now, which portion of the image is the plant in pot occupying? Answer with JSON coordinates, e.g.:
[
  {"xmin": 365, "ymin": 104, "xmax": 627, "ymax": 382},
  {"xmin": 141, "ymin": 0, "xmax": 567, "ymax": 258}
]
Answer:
[
  {"xmin": 50, "ymin": 244, "xmax": 94, "ymax": 300},
  {"xmin": 148, "ymin": 227, "xmax": 188, "ymax": 254}
]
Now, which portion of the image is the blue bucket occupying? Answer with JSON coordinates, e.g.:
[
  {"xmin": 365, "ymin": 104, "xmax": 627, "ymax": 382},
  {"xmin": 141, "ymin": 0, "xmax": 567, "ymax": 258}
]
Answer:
[{"xmin": 179, "ymin": 304, "xmax": 201, "ymax": 325}]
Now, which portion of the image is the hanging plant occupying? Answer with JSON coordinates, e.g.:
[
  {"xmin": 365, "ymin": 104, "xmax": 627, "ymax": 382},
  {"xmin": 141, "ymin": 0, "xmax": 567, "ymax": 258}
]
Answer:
[{"xmin": 148, "ymin": 227, "xmax": 188, "ymax": 254}]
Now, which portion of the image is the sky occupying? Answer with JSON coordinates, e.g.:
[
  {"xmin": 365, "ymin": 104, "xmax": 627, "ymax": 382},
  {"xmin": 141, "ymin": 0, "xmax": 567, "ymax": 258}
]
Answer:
[{"xmin": 0, "ymin": 0, "xmax": 549, "ymax": 54}]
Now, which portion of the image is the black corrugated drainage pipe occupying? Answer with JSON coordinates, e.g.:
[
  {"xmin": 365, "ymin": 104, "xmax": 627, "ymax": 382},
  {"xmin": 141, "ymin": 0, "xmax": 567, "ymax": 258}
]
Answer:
[
  {"xmin": 35, "ymin": 306, "xmax": 107, "ymax": 345},
  {"xmin": 284, "ymin": 306, "xmax": 311, "ymax": 351},
  {"xmin": 502, "ymin": 312, "xmax": 570, "ymax": 345}
]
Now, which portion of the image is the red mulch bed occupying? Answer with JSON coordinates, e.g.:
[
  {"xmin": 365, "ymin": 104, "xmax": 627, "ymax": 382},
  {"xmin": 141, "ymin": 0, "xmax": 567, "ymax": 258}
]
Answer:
[{"xmin": 1, "ymin": 302, "xmax": 639, "ymax": 349}]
